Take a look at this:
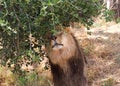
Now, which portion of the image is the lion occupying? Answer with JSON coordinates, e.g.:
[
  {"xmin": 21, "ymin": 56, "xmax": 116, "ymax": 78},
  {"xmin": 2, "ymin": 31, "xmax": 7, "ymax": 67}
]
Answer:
[{"xmin": 47, "ymin": 28, "xmax": 88, "ymax": 86}]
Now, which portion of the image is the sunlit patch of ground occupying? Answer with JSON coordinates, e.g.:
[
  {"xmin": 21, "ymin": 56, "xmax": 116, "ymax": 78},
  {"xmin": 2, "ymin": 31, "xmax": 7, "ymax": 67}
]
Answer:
[{"xmin": 75, "ymin": 19, "xmax": 120, "ymax": 86}]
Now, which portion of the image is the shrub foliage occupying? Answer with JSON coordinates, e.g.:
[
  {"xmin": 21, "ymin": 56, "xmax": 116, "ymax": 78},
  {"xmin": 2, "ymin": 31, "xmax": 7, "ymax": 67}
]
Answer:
[{"xmin": 0, "ymin": 0, "xmax": 101, "ymax": 70}]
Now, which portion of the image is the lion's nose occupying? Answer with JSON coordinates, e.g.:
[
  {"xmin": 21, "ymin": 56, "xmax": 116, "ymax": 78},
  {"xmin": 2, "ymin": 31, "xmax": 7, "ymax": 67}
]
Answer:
[{"xmin": 50, "ymin": 35, "xmax": 57, "ymax": 40}]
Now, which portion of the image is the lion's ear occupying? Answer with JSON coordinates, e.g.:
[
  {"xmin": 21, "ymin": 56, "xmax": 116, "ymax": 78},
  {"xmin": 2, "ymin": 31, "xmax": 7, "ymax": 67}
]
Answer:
[
  {"xmin": 65, "ymin": 27, "xmax": 72, "ymax": 33},
  {"xmin": 65, "ymin": 27, "xmax": 75, "ymax": 35}
]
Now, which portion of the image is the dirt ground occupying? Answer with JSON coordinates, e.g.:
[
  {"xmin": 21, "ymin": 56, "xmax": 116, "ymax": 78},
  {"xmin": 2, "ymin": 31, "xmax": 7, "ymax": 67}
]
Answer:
[{"xmin": 74, "ymin": 19, "xmax": 120, "ymax": 86}]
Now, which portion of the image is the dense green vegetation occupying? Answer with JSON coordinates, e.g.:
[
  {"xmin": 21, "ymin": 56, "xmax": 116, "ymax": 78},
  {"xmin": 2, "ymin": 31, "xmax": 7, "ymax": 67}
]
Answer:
[{"xmin": 0, "ymin": 0, "xmax": 101, "ymax": 66}]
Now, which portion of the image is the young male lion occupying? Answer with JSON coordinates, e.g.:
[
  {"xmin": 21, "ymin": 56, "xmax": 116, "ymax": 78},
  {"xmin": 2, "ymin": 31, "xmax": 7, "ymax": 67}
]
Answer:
[{"xmin": 47, "ymin": 29, "xmax": 88, "ymax": 86}]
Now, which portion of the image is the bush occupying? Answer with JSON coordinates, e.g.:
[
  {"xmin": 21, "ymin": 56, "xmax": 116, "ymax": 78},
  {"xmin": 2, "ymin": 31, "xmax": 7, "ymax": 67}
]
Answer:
[{"xmin": 0, "ymin": 0, "xmax": 101, "ymax": 72}]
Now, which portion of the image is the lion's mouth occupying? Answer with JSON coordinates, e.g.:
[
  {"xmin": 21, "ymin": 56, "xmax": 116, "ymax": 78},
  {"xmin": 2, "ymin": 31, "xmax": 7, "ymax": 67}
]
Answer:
[{"xmin": 52, "ymin": 41, "xmax": 63, "ymax": 48}]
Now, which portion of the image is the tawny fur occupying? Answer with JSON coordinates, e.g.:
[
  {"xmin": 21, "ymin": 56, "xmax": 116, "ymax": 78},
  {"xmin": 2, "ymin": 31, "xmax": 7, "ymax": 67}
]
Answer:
[
  {"xmin": 49, "ymin": 32, "xmax": 78, "ymax": 69},
  {"xmin": 47, "ymin": 30, "xmax": 87, "ymax": 86}
]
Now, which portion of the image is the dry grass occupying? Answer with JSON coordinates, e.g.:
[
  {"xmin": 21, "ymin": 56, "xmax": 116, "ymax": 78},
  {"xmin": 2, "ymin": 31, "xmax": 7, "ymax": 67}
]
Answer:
[
  {"xmin": 0, "ymin": 65, "xmax": 16, "ymax": 86},
  {"xmin": 74, "ymin": 18, "xmax": 120, "ymax": 86}
]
